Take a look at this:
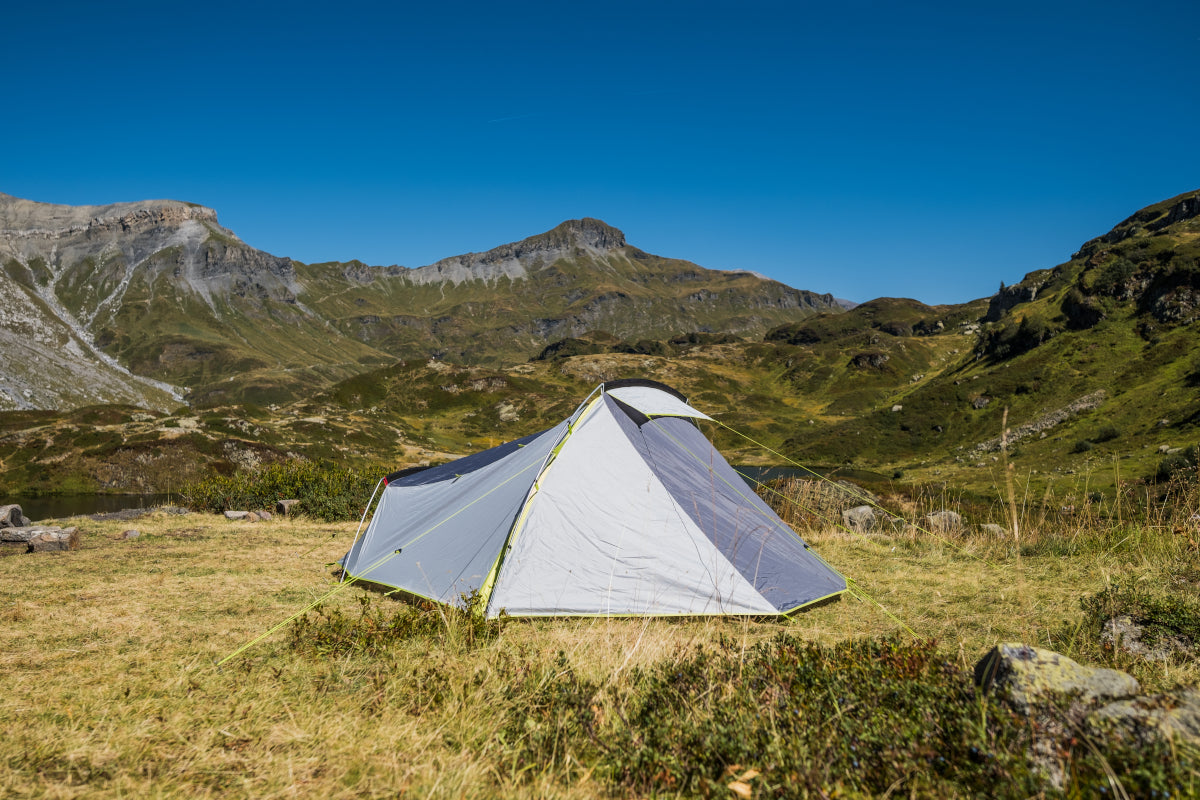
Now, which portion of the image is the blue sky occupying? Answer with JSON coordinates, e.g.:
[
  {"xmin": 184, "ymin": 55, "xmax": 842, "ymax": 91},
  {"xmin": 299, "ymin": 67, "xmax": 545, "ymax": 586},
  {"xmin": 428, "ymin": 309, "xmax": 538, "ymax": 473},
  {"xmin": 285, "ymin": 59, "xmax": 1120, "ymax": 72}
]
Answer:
[{"xmin": 5, "ymin": 0, "xmax": 1198, "ymax": 304}]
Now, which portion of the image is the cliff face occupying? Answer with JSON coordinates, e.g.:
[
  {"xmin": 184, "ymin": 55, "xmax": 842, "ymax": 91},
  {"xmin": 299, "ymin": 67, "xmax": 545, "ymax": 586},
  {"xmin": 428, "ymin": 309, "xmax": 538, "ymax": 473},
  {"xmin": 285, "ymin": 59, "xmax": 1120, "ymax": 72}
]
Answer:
[{"xmin": 390, "ymin": 218, "xmax": 628, "ymax": 285}]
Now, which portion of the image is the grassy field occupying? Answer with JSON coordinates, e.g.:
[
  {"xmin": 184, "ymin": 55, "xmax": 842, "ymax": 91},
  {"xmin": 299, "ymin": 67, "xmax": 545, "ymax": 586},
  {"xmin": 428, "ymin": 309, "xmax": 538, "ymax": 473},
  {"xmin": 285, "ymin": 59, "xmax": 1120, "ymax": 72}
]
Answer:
[{"xmin": 2, "ymin": 498, "xmax": 1198, "ymax": 798}]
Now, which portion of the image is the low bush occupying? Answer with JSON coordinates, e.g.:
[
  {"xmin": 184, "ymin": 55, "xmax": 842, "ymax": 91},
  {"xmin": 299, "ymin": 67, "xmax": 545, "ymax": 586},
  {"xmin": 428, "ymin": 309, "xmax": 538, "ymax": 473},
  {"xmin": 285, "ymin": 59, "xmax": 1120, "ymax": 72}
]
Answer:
[
  {"xmin": 182, "ymin": 459, "xmax": 383, "ymax": 521},
  {"xmin": 289, "ymin": 591, "xmax": 502, "ymax": 658}
]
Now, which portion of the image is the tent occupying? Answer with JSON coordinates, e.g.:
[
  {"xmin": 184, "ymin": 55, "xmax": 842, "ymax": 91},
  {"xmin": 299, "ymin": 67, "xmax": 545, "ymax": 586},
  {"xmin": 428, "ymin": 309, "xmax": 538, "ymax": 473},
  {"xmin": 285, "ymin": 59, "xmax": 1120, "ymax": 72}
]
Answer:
[{"xmin": 340, "ymin": 379, "xmax": 846, "ymax": 617}]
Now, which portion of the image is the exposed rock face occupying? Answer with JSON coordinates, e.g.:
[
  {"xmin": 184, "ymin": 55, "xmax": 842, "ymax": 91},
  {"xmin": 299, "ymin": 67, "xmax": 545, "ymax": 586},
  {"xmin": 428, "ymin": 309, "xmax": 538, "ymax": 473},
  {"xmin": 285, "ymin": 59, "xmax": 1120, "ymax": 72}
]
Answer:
[
  {"xmin": 1088, "ymin": 688, "xmax": 1200, "ymax": 747},
  {"xmin": 393, "ymin": 218, "xmax": 627, "ymax": 286},
  {"xmin": 972, "ymin": 390, "xmax": 1106, "ymax": 453}
]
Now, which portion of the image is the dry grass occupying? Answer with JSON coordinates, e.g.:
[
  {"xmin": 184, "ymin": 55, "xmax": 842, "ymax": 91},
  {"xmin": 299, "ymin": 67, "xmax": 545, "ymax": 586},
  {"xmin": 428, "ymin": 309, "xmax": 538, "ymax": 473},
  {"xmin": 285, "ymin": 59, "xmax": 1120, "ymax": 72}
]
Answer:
[{"xmin": 0, "ymin": 506, "xmax": 1195, "ymax": 798}]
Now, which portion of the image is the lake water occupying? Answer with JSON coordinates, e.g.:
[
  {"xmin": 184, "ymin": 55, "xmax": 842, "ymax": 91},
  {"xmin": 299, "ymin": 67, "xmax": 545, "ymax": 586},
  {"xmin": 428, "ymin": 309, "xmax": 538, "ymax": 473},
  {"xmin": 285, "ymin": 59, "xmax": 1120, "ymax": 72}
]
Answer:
[{"xmin": 7, "ymin": 494, "xmax": 176, "ymax": 523}]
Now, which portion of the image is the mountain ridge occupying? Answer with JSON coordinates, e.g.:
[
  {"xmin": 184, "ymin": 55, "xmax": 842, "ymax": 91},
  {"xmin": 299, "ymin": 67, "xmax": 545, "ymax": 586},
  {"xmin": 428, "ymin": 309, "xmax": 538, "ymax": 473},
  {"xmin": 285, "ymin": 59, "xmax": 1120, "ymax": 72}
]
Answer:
[{"xmin": 0, "ymin": 193, "xmax": 840, "ymax": 410}]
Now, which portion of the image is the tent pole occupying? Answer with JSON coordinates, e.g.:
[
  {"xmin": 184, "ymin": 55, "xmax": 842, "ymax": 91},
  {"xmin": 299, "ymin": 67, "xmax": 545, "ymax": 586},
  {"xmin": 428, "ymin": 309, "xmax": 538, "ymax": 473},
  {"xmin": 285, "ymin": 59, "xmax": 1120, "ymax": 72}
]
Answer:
[{"xmin": 343, "ymin": 477, "xmax": 386, "ymax": 583}]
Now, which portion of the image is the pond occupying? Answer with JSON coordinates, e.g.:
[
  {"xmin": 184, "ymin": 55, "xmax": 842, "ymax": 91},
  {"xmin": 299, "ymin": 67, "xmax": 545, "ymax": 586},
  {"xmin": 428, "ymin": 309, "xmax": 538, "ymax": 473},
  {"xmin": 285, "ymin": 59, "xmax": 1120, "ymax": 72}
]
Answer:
[{"xmin": 7, "ymin": 494, "xmax": 176, "ymax": 523}]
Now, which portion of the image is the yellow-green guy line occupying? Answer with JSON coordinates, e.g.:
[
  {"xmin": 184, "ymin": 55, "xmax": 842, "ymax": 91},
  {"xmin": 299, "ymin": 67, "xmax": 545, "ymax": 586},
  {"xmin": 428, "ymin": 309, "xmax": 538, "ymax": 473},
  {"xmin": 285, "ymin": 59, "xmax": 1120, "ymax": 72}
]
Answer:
[
  {"xmin": 845, "ymin": 578, "xmax": 921, "ymax": 639},
  {"xmin": 711, "ymin": 418, "xmax": 997, "ymax": 567},
  {"xmin": 217, "ymin": 456, "xmax": 546, "ymax": 667}
]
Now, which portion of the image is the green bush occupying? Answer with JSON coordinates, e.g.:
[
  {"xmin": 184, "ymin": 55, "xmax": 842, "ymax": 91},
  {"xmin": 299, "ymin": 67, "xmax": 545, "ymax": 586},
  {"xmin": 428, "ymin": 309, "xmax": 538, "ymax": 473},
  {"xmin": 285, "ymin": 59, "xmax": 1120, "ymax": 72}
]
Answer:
[
  {"xmin": 1080, "ymin": 578, "xmax": 1200, "ymax": 651},
  {"xmin": 1154, "ymin": 444, "xmax": 1199, "ymax": 482},
  {"xmin": 181, "ymin": 459, "xmax": 383, "ymax": 521},
  {"xmin": 289, "ymin": 591, "xmax": 501, "ymax": 658}
]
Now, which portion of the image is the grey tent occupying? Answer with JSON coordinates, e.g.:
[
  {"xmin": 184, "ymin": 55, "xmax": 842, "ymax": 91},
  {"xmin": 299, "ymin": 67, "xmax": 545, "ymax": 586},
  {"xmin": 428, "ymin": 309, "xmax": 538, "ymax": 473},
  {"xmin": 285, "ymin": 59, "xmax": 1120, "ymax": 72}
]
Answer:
[{"xmin": 340, "ymin": 380, "xmax": 846, "ymax": 617}]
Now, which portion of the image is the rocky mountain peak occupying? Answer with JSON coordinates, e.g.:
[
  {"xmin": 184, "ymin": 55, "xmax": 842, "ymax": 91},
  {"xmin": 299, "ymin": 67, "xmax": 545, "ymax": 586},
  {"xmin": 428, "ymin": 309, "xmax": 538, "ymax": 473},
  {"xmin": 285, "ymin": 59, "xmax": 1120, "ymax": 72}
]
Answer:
[
  {"xmin": 538, "ymin": 218, "xmax": 626, "ymax": 251},
  {"xmin": 400, "ymin": 218, "xmax": 628, "ymax": 286},
  {"xmin": 0, "ymin": 192, "xmax": 223, "ymax": 240}
]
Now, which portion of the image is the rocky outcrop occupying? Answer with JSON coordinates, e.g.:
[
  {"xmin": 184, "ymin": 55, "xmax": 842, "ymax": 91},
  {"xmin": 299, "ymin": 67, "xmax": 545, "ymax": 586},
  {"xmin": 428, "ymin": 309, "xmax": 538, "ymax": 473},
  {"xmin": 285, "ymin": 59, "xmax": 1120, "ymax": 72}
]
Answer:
[{"xmin": 971, "ymin": 390, "xmax": 1106, "ymax": 453}]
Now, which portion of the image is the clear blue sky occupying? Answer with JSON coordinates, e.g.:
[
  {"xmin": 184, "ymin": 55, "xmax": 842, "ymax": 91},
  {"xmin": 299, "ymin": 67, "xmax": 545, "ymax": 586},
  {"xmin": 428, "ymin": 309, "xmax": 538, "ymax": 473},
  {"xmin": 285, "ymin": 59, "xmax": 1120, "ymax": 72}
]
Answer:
[{"xmin": 5, "ymin": 0, "xmax": 1198, "ymax": 304}]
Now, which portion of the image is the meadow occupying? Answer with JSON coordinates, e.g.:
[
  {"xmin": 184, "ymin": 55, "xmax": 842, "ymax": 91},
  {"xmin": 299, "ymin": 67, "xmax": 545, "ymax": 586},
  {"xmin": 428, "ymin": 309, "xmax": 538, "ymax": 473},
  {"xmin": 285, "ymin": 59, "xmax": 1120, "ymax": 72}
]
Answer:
[{"xmin": 1, "ymin": 478, "xmax": 1198, "ymax": 798}]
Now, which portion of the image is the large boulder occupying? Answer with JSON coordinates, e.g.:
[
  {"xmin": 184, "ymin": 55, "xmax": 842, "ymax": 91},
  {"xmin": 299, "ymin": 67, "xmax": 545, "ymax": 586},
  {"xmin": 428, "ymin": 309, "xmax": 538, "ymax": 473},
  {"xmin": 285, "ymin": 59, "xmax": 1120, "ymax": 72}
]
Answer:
[
  {"xmin": 975, "ymin": 643, "xmax": 1139, "ymax": 714},
  {"xmin": 0, "ymin": 504, "xmax": 32, "ymax": 528}
]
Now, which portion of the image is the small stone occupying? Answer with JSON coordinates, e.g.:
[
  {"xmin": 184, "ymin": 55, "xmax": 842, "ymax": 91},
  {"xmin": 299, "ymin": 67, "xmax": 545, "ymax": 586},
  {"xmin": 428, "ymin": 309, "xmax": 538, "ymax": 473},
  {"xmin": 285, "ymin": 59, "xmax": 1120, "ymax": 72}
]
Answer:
[
  {"xmin": 841, "ymin": 505, "xmax": 876, "ymax": 533},
  {"xmin": 255, "ymin": 510, "xmax": 272, "ymax": 521},
  {"xmin": 224, "ymin": 510, "xmax": 250, "ymax": 520},
  {"xmin": 891, "ymin": 404, "xmax": 903, "ymax": 412},
  {"xmin": 979, "ymin": 523, "xmax": 1007, "ymax": 537},
  {"xmin": 246, "ymin": 511, "xmax": 261, "ymax": 522},
  {"xmin": 925, "ymin": 510, "xmax": 963, "ymax": 535},
  {"xmin": 121, "ymin": 529, "xmax": 140, "ymax": 539}
]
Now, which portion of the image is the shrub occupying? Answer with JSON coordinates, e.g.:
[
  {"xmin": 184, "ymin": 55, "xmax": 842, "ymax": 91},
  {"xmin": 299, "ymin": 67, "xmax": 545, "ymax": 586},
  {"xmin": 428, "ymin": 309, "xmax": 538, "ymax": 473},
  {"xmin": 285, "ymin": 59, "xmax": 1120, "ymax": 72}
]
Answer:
[
  {"xmin": 1154, "ymin": 444, "xmax": 1199, "ymax": 483},
  {"xmin": 289, "ymin": 591, "xmax": 501, "ymax": 658},
  {"xmin": 181, "ymin": 459, "xmax": 384, "ymax": 521}
]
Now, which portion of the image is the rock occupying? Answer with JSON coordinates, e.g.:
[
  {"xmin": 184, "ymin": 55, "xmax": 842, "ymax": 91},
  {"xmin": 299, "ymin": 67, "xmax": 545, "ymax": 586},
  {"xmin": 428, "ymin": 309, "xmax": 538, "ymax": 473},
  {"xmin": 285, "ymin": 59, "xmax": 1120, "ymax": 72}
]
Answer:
[
  {"xmin": 1100, "ymin": 614, "xmax": 1192, "ymax": 662},
  {"xmin": 275, "ymin": 499, "xmax": 300, "ymax": 515},
  {"xmin": 891, "ymin": 404, "xmax": 903, "ymax": 412},
  {"xmin": 27, "ymin": 527, "xmax": 79, "ymax": 553},
  {"xmin": 255, "ymin": 510, "xmax": 272, "ymax": 521},
  {"xmin": 121, "ymin": 529, "xmax": 140, "ymax": 539},
  {"xmin": 976, "ymin": 643, "xmax": 1141, "ymax": 790},
  {"xmin": 1088, "ymin": 688, "xmax": 1200, "ymax": 748},
  {"xmin": 975, "ymin": 643, "xmax": 1139, "ymax": 715},
  {"xmin": 841, "ymin": 505, "xmax": 876, "ymax": 533},
  {"xmin": 978, "ymin": 523, "xmax": 1007, "ymax": 537},
  {"xmin": 2, "ymin": 525, "xmax": 73, "ymax": 544},
  {"xmin": 0, "ymin": 504, "xmax": 32, "ymax": 528},
  {"xmin": 925, "ymin": 510, "xmax": 963, "ymax": 536},
  {"xmin": 850, "ymin": 351, "xmax": 889, "ymax": 370},
  {"xmin": 246, "ymin": 511, "xmax": 261, "ymax": 522},
  {"xmin": 1158, "ymin": 444, "xmax": 1171, "ymax": 454},
  {"xmin": 971, "ymin": 396, "xmax": 991, "ymax": 409},
  {"xmin": 224, "ymin": 510, "xmax": 250, "ymax": 520}
]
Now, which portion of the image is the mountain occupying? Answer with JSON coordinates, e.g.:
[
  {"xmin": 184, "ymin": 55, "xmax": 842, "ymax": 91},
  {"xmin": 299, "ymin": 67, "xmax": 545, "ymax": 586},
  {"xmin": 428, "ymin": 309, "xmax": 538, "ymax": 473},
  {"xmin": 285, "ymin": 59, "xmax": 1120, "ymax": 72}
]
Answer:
[
  {"xmin": 6, "ymin": 188, "xmax": 1197, "ymax": 505},
  {"xmin": 0, "ymin": 194, "xmax": 839, "ymax": 410},
  {"xmin": 772, "ymin": 188, "xmax": 1200, "ymax": 493}
]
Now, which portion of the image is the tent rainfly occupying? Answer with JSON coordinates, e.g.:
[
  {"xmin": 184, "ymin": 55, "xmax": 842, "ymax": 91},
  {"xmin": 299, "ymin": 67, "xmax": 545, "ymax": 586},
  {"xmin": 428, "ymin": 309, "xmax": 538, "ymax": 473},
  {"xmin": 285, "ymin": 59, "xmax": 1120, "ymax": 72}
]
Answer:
[{"xmin": 340, "ymin": 379, "xmax": 846, "ymax": 617}]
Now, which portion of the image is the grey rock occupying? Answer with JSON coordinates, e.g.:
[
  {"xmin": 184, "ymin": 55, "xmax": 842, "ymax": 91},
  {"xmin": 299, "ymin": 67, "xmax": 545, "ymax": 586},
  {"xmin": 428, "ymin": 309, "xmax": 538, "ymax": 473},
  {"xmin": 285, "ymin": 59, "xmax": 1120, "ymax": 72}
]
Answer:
[
  {"xmin": 224, "ymin": 510, "xmax": 250, "ymax": 520},
  {"xmin": 27, "ymin": 527, "xmax": 79, "ymax": 553},
  {"xmin": 0, "ymin": 504, "xmax": 31, "ymax": 528},
  {"xmin": 978, "ymin": 523, "xmax": 1007, "ymax": 537},
  {"xmin": 1100, "ymin": 614, "xmax": 1192, "ymax": 662},
  {"xmin": 841, "ymin": 505, "xmax": 876, "ymax": 533},
  {"xmin": 1088, "ymin": 688, "xmax": 1200, "ymax": 748},
  {"xmin": 121, "ymin": 529, "xmax": 140, "ymax": 540},
  {"xmin": 275, "ymin": 499, "xmax": 300, "ymax": 515},
  {"xmin": 255, "ymin": 510, "xmax": 272, "ymax": 521},
  {"xmin": 975, "ymin": 643, "xmax": 1139, "ymax": 715},
  {"xmin": 925, "ymin": 510, "xmax": 964, "ymax": 535}
]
